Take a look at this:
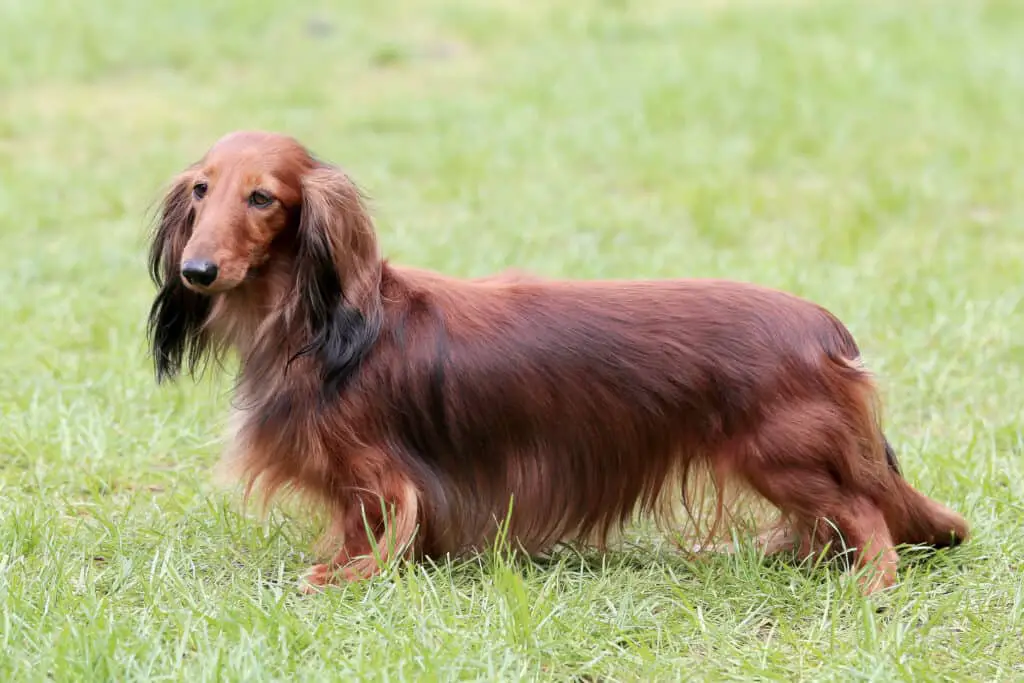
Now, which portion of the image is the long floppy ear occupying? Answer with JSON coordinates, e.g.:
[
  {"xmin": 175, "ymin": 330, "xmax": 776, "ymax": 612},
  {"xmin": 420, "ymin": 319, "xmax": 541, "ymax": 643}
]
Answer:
[
  {"xmin": 293, "ymin": 164, "xmax": 384, "ymax": 396},
  {"xmin": 146, "ymin": 172, "xmax": 212, "ymax": 382}
]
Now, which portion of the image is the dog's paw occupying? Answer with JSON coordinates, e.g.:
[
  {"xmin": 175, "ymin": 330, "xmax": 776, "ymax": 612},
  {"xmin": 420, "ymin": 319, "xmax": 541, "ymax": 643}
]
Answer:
[{"xmin": 298, "ymin": 563, "xmax": 333, "ymax": 594}]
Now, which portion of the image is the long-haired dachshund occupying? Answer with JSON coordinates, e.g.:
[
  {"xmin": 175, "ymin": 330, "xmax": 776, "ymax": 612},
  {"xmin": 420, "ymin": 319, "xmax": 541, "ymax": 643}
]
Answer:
[{"xmin": 147, "ymin": 130, "xmax": 968, "ymax": 594}]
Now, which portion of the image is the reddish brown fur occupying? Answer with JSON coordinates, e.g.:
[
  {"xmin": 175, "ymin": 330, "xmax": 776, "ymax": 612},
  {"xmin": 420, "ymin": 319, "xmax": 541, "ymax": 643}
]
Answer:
[{"xmin": 147, "ymin": 130, "xmax": 970, "ymax": 595}]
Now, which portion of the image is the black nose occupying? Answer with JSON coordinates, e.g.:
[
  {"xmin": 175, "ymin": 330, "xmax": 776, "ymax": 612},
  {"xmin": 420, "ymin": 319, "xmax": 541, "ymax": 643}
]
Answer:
[{"xmin": 181, "ymin": 259, "xmax": 219, "ymax": 287}]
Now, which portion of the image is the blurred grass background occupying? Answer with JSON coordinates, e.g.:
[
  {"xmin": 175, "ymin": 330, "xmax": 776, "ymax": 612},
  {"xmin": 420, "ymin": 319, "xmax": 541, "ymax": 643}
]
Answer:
[{"xmin": 1, "ymin": 0, "xmax": 1022, "ymax": 680}]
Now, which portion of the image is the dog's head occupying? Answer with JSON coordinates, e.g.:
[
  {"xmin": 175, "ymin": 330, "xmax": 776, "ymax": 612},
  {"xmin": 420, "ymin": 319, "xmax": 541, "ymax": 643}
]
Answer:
[{"xmin": 147, "ymin": 130, "xmax": 382, "ymax": 388}]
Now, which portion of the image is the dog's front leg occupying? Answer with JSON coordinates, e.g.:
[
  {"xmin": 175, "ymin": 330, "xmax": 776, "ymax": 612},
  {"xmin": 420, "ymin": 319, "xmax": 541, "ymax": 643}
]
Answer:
[{"xmin": 300, "ymin": 469, "xmax": 422, "ymax": 592}]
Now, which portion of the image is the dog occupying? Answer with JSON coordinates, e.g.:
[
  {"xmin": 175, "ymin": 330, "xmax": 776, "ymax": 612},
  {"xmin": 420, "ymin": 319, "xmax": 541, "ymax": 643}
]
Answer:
[{"xmin": 147, "ymin": 130, "xmax": 969, "ymax": 594}]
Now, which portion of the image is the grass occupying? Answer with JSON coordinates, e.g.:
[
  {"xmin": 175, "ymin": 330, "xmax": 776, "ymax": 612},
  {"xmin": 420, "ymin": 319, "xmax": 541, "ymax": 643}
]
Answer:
[{"xmin": 1, "ymin": 0, "xmax": 1023, "ymax": 679}]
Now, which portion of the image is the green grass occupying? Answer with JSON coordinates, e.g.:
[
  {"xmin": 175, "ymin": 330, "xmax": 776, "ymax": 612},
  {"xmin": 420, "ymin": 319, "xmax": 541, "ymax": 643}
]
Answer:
[{"xmin": 1, "ymin": 0, "xmax": 1023, "ymax": 679}]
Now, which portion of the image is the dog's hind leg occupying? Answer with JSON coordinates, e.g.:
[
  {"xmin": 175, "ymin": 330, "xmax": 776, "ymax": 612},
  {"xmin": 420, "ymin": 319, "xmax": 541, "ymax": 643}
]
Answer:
[{"xmin": 737, "ymin": 403, "xmax": 900, "ymax": 594}]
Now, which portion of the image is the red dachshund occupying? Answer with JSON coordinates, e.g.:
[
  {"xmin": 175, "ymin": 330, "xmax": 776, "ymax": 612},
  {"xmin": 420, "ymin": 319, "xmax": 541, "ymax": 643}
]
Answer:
[{"xmin": 147, "ymin": 130, "xmax": 968, "ymax": 594}]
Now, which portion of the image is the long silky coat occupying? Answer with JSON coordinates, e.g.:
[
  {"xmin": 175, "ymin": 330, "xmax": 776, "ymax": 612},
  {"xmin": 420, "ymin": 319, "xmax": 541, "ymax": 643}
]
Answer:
[{"xmin": 147, "ymin": 130, "xmax": 969, "ymax": 593}]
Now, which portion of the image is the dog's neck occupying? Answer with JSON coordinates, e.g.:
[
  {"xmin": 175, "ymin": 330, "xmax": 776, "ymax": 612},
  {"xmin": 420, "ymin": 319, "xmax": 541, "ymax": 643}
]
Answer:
[{"xmin": 216, "ymin": 262, "xmax": 389, "ymax": 400}]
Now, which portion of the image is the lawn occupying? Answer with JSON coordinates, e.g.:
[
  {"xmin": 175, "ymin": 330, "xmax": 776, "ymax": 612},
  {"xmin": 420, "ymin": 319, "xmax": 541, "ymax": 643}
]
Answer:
[{"xmin": 1, "ymin": 0, "xmax": 1022, "ymax": 679}]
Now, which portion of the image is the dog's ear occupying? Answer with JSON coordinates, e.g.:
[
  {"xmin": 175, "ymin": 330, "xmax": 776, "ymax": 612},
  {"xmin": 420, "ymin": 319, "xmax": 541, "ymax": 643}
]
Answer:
[
  {"xmin": 146, "ymin": 172, "xmax": 212, "ymax": 382},
  {"xmin": 294, "ymin": 164, "xmax": 383, "ymax": 395}
]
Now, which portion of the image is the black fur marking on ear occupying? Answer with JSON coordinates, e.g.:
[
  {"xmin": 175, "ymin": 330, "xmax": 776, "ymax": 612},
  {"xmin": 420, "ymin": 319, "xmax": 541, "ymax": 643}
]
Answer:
[
  {"xmin": 145, "ymin": 181, "xmax": 212, "ymax": 382},
  {"xmin": 147, "ymin": 281, "xmax": 212, "ymax": 382},
  {"xmin": 292, "ymin": 210, "xmax": 381, "ymax": 399}
]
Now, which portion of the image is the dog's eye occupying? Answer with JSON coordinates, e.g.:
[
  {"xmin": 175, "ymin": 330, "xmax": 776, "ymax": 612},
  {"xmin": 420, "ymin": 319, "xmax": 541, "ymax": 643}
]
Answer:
[
  {"xmin": 248, "ymin": 190, "xmax": 274, "ymax": 208},
  {"xmin": 193, "ymin": 182, "xmax": 208, "ymax": 200}
]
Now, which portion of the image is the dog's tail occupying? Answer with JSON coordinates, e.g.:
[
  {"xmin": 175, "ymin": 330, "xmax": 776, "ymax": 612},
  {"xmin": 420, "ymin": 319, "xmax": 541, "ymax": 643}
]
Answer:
[
  {"xmin": 820, "ymin": 317, "xmax": 969, "ymax": 550},
  {"xmin": 880, "ymin": 434, "xmax": 970, "ymax": 549}
]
